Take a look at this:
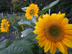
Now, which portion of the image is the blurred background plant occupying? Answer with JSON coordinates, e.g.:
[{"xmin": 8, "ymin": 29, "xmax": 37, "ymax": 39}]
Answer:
[{"xmin": 0, "ymin": 0, "xmax": 72, "ymax": 18}]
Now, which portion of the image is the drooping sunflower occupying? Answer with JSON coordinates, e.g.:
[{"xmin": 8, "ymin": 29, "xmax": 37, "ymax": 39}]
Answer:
[
  {"xmin": 25, "ymin": 3, "xmax": 39, "ymax": 20},
  {"xmin": 33, "ymin": 12, "xmax": 72, "ymax": 54},
  {"xmin": 1, "ymin": 19, "xmax": 10, "ymax": 33},
  {"xmin": 20, "ymin": 26, "xmax": 24, "ymax": 30}
]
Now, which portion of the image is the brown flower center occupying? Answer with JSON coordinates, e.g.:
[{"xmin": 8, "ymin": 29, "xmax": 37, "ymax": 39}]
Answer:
[
  {"xmin": 44, "ymin": 22, "xmax": 64, "ymax": 42},
  {"xmin": 3, "ymin": 23, "xmax": 6, "ymax": 29},
  {"xmin": 30, "ymin": 10, "xmax": 34, "ymax": 15}
]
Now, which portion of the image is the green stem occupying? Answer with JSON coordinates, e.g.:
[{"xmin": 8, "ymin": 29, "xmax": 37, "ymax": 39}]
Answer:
[
  {"xmin": 17, "ymin": 30, "xmax": 20, "ymax": 39},
  {"xmin": 11, "ymin": 26, "xmax": 17, "ymax": 39},
  {"xmin": 14, "ymin": 31, "xmax": 17, "ymax": 40}
]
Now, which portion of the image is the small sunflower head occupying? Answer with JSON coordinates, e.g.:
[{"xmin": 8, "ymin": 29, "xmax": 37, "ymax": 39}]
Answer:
[
  {"xmin": 25, "ymin": 3, "xmax": 39, "ymax": 20},
  {"xmin": 0, "ymin": 19, "xmax": 10, "ymax": 33},
  {"xmin": 30, "ymin": 9, "xmax": 34, "ymax": 15}
]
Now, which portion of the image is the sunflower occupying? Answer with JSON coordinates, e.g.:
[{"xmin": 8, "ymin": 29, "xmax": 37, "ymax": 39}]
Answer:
[
  {"xmin": 1, "ymin": 19, "xmax": 10, "ymax": 33},
  {"xmin": 33, "ymin": 12, "xmax": 72, "ymax": 54},
  {"xmin": 25, "ymin": 3, "xmax": 39, "ymax": 20}
]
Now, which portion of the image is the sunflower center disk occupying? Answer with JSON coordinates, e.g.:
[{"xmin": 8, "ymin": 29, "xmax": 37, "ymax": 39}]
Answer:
[
  {"xmin": 49, "ymin": 27, "xmax": 60, "ymax": 37},
  {"xmin": 45, "ymin": 22, "xmax": 64, "ymax": 42},
  {"xmin": 30, "ymin": 10, "xmax": 34, "ymax": 14},
  {"xmin": 3, "ymin": 23, "xmax": 6, "ymax": 29}
]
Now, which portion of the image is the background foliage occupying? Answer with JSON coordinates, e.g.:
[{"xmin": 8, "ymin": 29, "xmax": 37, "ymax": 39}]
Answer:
[{"xmin": 0, "ymin": 0, "xmax": 72, "ymax": 18}]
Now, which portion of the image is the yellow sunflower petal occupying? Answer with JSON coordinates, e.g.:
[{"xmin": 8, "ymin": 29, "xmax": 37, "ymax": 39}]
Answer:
[
  {"xmin": 64, "ymin": 24, "xmax": 72, "ymax": 30},
  {"xmin": 51, "ymin": 13, "xmax": 57, "ymax": 22},
  {"xmin": 35, "ymin": 33, "xmax": 45, "ymax": 40},
  {"xmin": 36, "ymin": 35, "xmax": 45, "ymax": 40},
  {"xmin": 62, "ymin": 38, "xmax": 72, "ymax": 48},
  {"xmin": 43, "ymin": 14, "xmax": 50, "ymax": 22},
  {"xmin": 64, "ymin": 34, "xmax": 72, "ymax": 40},
  {"xmin": 65, "ymin": 29, "xmax": 72, "ymax": 34},
  {"xmin": 61, "ymin": 42, "xmax": 68, "ymax": 54},
  {"xmin": 50, "ymin": 42, "xmax": 56, "ymax": 54},
  {"xmin": 38, "ymin": 18, "xmax": 43, "ymax": 22},
  {"xmin": 56, "ymin": 13, "xmax": 65, "ymax": 23},
  {"xmin": 33, "ymin": 28, "xmax": 44, "ymax": 34},
  {"xmin": 61, "ymin": 18, "xmax": 69, "ymax": 26},
  {"xmin": 34, "ymin": 26, "xmax": 43, "ymax": 30},
  {"xmin": 35, "ymin": 22, "xmax": 45, "ymax": 28},
  {"xmin": 44, "ymin": 40, "xmax": 51, "ymax": 52},
  {"xmin": 56, "ymin": 42, "xmax": 65, "ymax": 53},
  {"xmin": 34, "ymin": 14, "xmax": 38, "ymax": 18},
  {"xmin": 39, "ymin": 39, "xmax": 47, "ymax": 47}
]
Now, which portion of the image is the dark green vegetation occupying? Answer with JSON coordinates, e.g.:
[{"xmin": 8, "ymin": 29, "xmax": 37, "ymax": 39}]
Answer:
[{"xmin": 0, "ymin": 0, "xmax": 72, "ymax": 18}]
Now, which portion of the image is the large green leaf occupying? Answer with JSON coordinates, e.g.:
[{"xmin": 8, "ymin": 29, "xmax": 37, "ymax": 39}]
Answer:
[
  {"xmin": 18, "ymin": 19, "xmax": 31, "ymax": 26},
  {"xmin": 39, "ymin": 0, "xmax": 60, "ymax": 15},
  {"xmin": 24, "ymin": 32, "xmax": 37, "ymax": 42},
  {"xmin": 31, "ymin": 16, "xmax": 37, "ymax": 23},
  {"xmin": 30, "ymin": 16, "xmax": 37, "ymax": 26},
  {"xmin": 18, "ymin": 17, "xmax": 37, "ymax": 27},
  {"xmin": 0, "ymin": 39, "xmax": 9, "ymax": 50},
  {"xmin": 21, "ymin": 28, "xmax": 33, "ymax": 37},
  {"xmin": 0, "ymin": 39, "xmax": 33, "ymax": 54}
]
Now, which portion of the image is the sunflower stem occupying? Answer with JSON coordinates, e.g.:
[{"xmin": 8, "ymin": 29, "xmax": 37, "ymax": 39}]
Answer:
[
  {"xmin": 13, "ymin": 31, "xmax": 17, "ymax": 40},
  {"xmin": 17, "ymin": 30, "xmax": 20, "ymax": 39}
]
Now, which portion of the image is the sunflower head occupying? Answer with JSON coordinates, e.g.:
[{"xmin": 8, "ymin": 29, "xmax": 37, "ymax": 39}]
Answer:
[
  {"xmin": 25, "ymin": 3, "xmax": 39, "ymax": 20},
  {"xmin": 33, "ymin": 12, "xmax": 72, "ymax": 54},
  {"xmin": 0, "ymin": 19, "xmax": 10, "ymax": 33}
]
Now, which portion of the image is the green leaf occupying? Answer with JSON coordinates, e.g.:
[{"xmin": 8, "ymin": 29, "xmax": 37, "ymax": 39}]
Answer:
[
  {"xmin": 31, "ymin": 16, "xmax": 37, "ymax": 23},
  {"xmin": 24, "ymin": 32, "xmax": 37, "ymax": 42},
  {"xmin": 18, "ymin": 19, "xmax": 32, "ymax": 26},
  {"xmin": 11, "ymin": 22, "xmax": 23, "ymax": 32},
  {"xmin": 30, "ymin": 16, "xmax": 37, "ymax": 26},
  {"xmin": 21, "ymin": 7, "xmax": 27, "ymax": 12},
  {"xmin": 39, "ymin": 0, "xmax": 60, "ymax": 15},
  {"xmin": 5, "ymin": 41, "xmax": 10, "ymax": 48},
  {"xmin": 0, "ymin": 39, "xmax": 8, "ymax": 50},
  {"xmin": 21, "ymin": 28, "xmax": 33, "ymax": 37},
  {"xmin": 0, "ymin": 39, "xmax": 33, "ymax": 54}
]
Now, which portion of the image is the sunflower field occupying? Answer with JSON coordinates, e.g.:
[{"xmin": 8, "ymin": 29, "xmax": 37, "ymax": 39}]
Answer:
[{"xmin": 0, "ymin": 0, "xmax": 72, "ymax": 54}]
